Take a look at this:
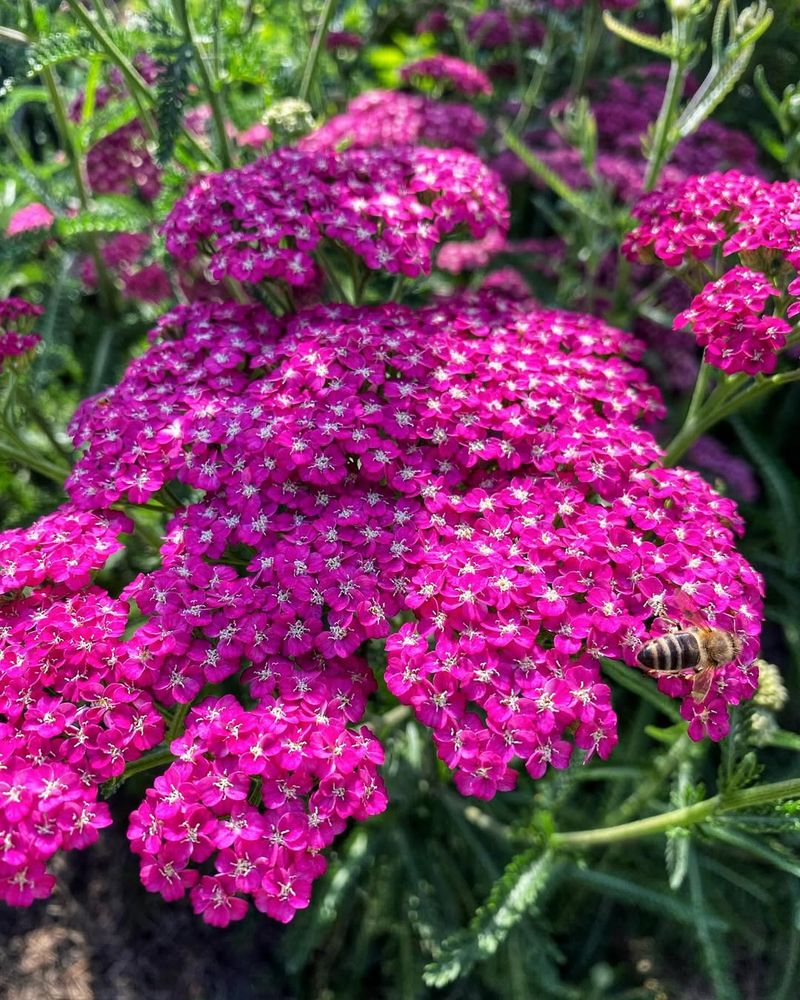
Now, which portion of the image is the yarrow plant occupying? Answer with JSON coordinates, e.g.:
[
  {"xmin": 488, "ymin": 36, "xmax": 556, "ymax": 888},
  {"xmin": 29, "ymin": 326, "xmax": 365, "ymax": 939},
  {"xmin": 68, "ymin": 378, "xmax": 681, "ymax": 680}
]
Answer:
[{"xmin": 6, "ymin": 4, "xmax": 800, "ymax": 995}]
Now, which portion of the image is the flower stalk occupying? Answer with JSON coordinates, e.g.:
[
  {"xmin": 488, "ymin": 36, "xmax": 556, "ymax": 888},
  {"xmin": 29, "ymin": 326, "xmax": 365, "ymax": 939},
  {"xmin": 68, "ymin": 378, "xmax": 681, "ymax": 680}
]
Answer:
[
  {"xmin": 298, "ymin": 0, "xmax": 337, "ymax": 105},
  {"xmin": 551, "ymin": 777, "xmax": 800, "ymax": 849},
  {"xmin": 173, "ymin": 0, "xmax": 233, "ymax": 168}
]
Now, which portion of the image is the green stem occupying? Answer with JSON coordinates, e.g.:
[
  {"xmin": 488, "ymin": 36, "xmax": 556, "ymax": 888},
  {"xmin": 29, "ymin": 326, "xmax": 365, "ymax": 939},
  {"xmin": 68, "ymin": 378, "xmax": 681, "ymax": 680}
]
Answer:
[
  {"xmin": 569, "ymin": 0, "xmax": 600, "ymax": 97},
  {"xmin": 64, "ymin": 0, "xmax": 157, "ymax": 143},
  {"xmin": 663, "ymin": 368, "xmax": 800, "ymax": 466},
  {"xmin": 643, "ymin": 15, "xmax": 689, "ymax": 192},
  {"xmin": 766, "ymin": 729, "xmax": 800, "ymax": 752},
  {"xmin": 0, "ymin": 438, "xmax": 69, "ymax": 484},
  {"xmin": 388, "ymin": 273, "xmax": 405, "ymax": 303},
  {"xmin": 510, "ymin": 19, "xmax": 555, "ymax": 136},
  {"xmin": 167, "ymin": 701, "xmax": 192, "ymax": 742},
  {"xmin": 120, "ymin": 747, "xmax": 175, "ymax": 782},
  {"xmin": 298, "ymin": 0, "xmax": 337, "ymax": 105},
  {"xmin": 551, "ymin": 778, "xmax": 800, "ymax": 849},
  {"xmin": 173, "ymin": 0, "xmax": 233, "ymax": 168},
  {"xmin": 503, "ymin": 129, "xmax": 606, "ymax": 225},
  {"xmin": 684, "ymin": 354, "xmax": 712, "ymax": 425},
  {"xmin": 65, "ymin": 0, "xmax": 215, "ymax": 167}
]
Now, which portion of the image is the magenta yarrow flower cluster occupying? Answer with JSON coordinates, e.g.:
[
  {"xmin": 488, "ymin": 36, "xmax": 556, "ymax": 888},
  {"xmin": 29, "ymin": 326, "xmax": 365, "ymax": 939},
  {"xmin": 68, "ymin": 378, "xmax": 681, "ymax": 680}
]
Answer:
[
  {"xmin": 301, "ymin": 90, "xmax": 487, "ymax": 153},
  {"xmin": 400, "ymin": 56, "xmax": 493, "ymax": 97},
  {"xmin": 1, "ymin": 145, "xmax": 763, "ymax": 924},
  {"xmin": 675, "ymin": 267, "xmax": 790, "ymax": 374},
  {"xmin": 128, "ymin": 690, "xmax": 385, "ymax": 925},
  {"xmin": 0, "ymin": 298, "xmax": 42, "ymax": 371},
  {"xmin": 1, "ymin": 289, "xmax": 762, "ymax": 919},
  {"xmin": 0, "ymin": 507, "xmax": 162, "ymax": 906},
  {"xmin": 80, "ymin": 232, "xmax": 172, "ymax": 304},
  {"xmin": 470, "ymin": 10, "xmax": 542, "ymax": 49},
  {"xmin": 163, "ymin": 146, "xmax": 508, "ymax": 286},
  {"xmin": 625, "ymin": 171, "xmax": 800, "ymax": 374}
]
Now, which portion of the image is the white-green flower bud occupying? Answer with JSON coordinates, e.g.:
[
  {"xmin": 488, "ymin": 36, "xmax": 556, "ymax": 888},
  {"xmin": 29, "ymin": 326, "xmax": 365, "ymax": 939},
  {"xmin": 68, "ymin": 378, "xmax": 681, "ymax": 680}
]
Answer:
[{"xmin": 752, "ymin": 659, "xmax": 788, "ymax": 713}]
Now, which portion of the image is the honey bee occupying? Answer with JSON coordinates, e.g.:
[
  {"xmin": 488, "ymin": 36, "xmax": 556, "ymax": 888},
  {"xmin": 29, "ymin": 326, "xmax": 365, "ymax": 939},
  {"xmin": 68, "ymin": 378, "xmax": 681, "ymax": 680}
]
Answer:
[{"xmin": 636, "ymin": 620, "xmax": 743, "ymax": 702}]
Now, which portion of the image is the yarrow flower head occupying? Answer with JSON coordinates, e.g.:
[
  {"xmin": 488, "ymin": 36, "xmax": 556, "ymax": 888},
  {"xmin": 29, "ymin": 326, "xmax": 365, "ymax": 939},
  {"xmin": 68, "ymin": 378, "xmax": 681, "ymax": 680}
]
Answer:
[
  {"xmin": 300, "ymin": 91, "xmax": 487, "ymax": 153},
  {"xmin": 162, "ymin": 146, "xmax": 508, "ymax": 288},
  {"xmin": 0, "ymin": 298, "xmax": 42, "ymax": 372},
  {"xmin": 62, "ymin": 291, "xmax": 760, "ymax": 814},
  {"xmin": 467, "ymin": 10, "xmax": 545, "ymax": 50},
  {"xmin": 400, "ymin": 56, "xmax": 493, "ymax": 97},
  {"xmin": 625, "ymin": 172, "xmax": 800, "ymax": 375},
  {"xmin": 0, "ymin": 507, "xmax": 164, "ymax": 903},
  {"xmin": 128, "ymin": 690, "xmax": 385, "ymax": 926},
  {"xmin": 674, "ymin": 267, "xmax": 790, "ymax": 374}
]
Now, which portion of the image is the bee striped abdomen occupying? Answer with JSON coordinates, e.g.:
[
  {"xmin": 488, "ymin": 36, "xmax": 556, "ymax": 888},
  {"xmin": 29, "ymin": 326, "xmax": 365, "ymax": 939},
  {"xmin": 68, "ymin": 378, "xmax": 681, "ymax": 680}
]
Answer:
[{"xmin": 637, "ymin": 631, "xmax": 701, "ymax": 672}]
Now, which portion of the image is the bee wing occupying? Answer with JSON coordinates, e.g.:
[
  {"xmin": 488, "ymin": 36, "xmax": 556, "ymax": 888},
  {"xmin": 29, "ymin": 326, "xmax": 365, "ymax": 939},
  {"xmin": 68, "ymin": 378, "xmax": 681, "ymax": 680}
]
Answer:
[
  {"xmin": 670, "ymin": 591, "xmax": 709, "ymax": 630},
  {"xmin": 691, "ymin": 667, "xmax": 715, "ymax": 702}
]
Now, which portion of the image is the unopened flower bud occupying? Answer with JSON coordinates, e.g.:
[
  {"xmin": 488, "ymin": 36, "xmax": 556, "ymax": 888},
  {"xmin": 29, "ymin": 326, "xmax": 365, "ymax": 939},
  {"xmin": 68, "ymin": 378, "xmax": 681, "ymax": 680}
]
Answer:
[
  {"xmin": 668, "ymin": 0, "xmax": 692, "ymax": 18},
  {"xmin": 263, "ymin": 98, "xmax": 315, "ymax": 142},
  {"xmin": 752, "ymin": 659, "xmax": 788, "ymax": 712},
  {"xmin": 750, "ymin": 707, "xmax": 779, "ymax": 747}
]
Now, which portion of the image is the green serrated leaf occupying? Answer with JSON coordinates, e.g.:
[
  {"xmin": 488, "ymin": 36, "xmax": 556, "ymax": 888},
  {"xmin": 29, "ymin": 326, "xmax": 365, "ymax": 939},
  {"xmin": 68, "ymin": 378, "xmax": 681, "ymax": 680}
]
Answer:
[
  {"xmin": 666, "ymin": 828, "xmax": 691, "ymax": 890},
  {"xmin": 564, "ymin": 864, "xmax": 728, "ymax": 929},
  {"xmin": 423, "ymin": 848, "xmax": 555, "ymax": 987},
  {"xmin": 155, "ymin": 43, "xmax": 192, "ymax": 165},
  {"xmin": 677, "ymin": 7, "xmax": 774, "ymax": 138},
  {"xmin": 602, "ymin": 11, "xmax": 675, "ymax": 58},
  {"xmin": 24, "ymin": 29, "xmax": 97, "ymax": 78},
  {"xmin": 78, "ymin": 98, "xmax": 140, "ymax": 151},
  {"xmin": 56, "ymin": 203, "xmax": 150, "ymax": 238},
  {"xmin": 709, "ymin": 823, "xmax": 800, "ymax": 879},
  {"xmin": 0, "ymin": 85, "xmax": 48, "ymax": 130}
]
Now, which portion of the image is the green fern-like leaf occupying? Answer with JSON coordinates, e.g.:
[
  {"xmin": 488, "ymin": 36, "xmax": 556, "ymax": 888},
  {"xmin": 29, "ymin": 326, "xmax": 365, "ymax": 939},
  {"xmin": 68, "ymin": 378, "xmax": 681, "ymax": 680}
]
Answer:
[
  {"xmin": 0, "ymin": 85, "xmax": 48, "ymax": 129},
  {"xmin": 666, "ymin": 829, "xmax": 691, "ymax": 890},
  {"xmin": 155, "ymin": 43, "xmax": 192, "ymax": 165},
  {"xmin": 77, "ymin": 99, "xmax": 140, "ymax": 151},
  {"xmin": 602, "ymin": 11, "xmax": 675, "ymax": 58},
  {"xmin": 677, "ymin": 7, "xmax": 774, "ymax": 138},
  {"xmin": 423, "ymin": 847, "xmax": 555, "ymax": 987},
  {"xmin": 25, "ymin": 30, "xmax": 97, "ymax": 78},
  {"xmin": 56, "ymin": 198, "xmax": 151, "ymax": 239}
]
